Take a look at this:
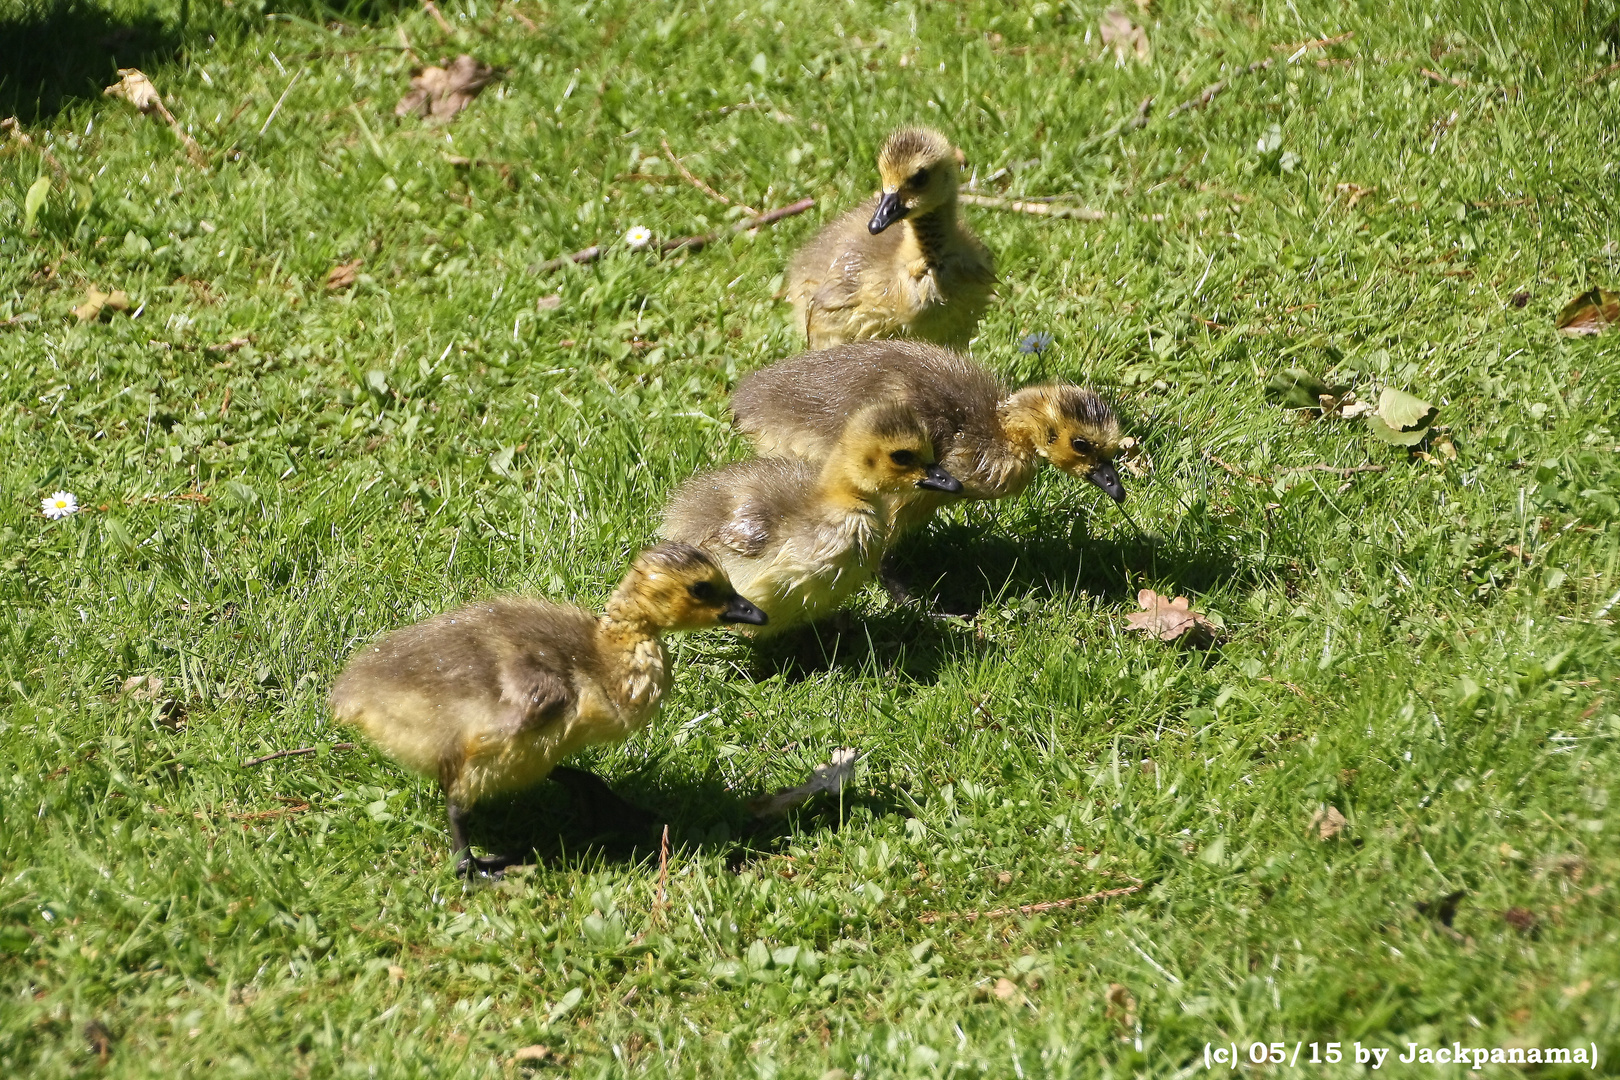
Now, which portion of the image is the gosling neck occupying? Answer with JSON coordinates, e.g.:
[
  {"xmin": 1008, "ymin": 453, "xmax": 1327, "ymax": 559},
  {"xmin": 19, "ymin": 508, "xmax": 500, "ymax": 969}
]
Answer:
[
  {"xmin": 905, "ymin": 194, "xmax": 958, "ymax": 267},
  {"xmin": 597, "ymin": 591, "xmax": 669, "ymax": 710},
  {"xmin": 996, "ymin": 397, "xmax": 1051, "ymax": 463}
]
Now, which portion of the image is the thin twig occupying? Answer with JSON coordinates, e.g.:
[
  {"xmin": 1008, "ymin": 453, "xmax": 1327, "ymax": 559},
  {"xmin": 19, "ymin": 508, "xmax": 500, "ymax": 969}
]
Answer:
[
  {"xmin": 1279, "ymin": 463, "xmax": 1387, "ymax": 477},
  {"xmin": 241, "ymin": 743, "xmax": 355, "ymax": 767},
  {"xmin": 918, "ymin": 882, "xmax": 1142, "ymax": 925},
  {"xmin": 259, "ymin": 68, "xmax": 303, "ymax": 137},
  {"xmin": 532, "ymin": 197, "xmax": 813, "ymax": 273},
  {"xmin": 1168, "ymin": 33, "xmax": 1354, "ymax": 120},
  {"xmin": 1076, "ymin": 94, "xmax": 1154, "ymax": 154},
  {"xmin": 1585, "ymin": 60, "xmax": 1620, "ymax": 84},
  {"xmin": 661, "ymin": 137, "xmax": 759, "ymax": 217},
  {"xmin": 422, "ymin": 0, "xmax": 453, "ymax": 33},
  {"xmin": 1270, "ymin": 31, "xmax": 1355, "ymax": 54},
  {"xmin": 958, "ymin": 194, "xmax": 1107, "ymax": 220},
  {"xmin": 1208, "ymin": 454, "xmax": 1267, "ymax": 485}
]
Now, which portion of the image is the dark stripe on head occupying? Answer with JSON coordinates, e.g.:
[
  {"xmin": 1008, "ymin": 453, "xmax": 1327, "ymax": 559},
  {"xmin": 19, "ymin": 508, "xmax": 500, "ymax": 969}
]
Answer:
[
  {"xmin": 636, "ymin": 541, "xmax": 720, "ymax": 578},
  {"xmin": 1052, "ymin": 386, "xmax": 1120, "ymax": 432},
  {"xmin": 848, "ymin": 400, "xmax": 928, "ymax": 443},
  {"xmin": 880, "ymin": 127, "xmax": 952, "ymax": 168}
]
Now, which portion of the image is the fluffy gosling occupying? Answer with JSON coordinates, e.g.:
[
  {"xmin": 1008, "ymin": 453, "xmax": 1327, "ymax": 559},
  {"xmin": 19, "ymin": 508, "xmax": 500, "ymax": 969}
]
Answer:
[
  {"xmin": 330, "ymin": 543, "xmax": 765, "ymax": 875},
  {"xmin": 730, "ymin": 340, "xmax": 1126, "ymax": 539},
  {"xmin": 786, "ymin": 127, "xmax": 995, "ymax": 350},
  {"xmin": 659, "ymin": 401, "xmax": 962, "ymax": 633}
]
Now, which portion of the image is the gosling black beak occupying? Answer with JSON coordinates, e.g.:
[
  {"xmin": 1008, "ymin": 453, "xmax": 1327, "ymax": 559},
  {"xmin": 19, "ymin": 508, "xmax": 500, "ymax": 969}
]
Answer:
[
  {"xmin": 916, "ymin": 463, "xmax": 963, "ymax": 494},
  {"xmin": 868, "ymin": 191, "xmax": 908, "ymax": 234},
  {"xmin": 719, "ymin": 594, "xmax": 768, "ymax": 626},
  {"xmin": 1087, "ymin": 460, "xmax": 1126, "ymax": 504}
]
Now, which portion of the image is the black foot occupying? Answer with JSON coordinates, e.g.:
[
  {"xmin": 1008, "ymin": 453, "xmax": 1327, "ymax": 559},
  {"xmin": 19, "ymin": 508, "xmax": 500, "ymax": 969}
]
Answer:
[
  {"xmin": 456, "ymin": 852, "xmax": 522, "ymax": 878},
  {"xmin": 550, "ymin": 766, "xmax": 656, "ymax": 838},
  {"xmin": 878, "ymin": 556, "xmax": 915, "ymax": 606}
]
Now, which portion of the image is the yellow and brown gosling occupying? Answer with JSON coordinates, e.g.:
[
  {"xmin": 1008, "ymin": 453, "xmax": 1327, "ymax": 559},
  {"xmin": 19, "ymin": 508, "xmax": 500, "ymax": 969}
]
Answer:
[
  {"xmin": 730, "ymin": 340, "xmax": 1126, "ymax": 539},
  {"xmin": 330, "ymin": 543, "xmax": 765, "ymax": 875},
  {"xmin": 786, "ymin": 126, "xmax": 995, "ymax": 351},
  {"xmin": 659, "ymin": 400, "xmax": 962, "ymax": 634}
]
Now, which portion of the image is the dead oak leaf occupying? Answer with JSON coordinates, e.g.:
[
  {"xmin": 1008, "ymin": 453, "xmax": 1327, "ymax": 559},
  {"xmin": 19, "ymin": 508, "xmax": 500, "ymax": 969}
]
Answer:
[
  {"xmin": 1123, "ymin": 589, "xmax": 1218, "ymax": 644},
  {"xmin": 1099, "ymin": 10, "xmax": 1151, "ymax": 65},
  {"xmin": 104, "ymin": 68, "xmax": 167, "ymax": 117},
  {"xmin": 1555, "ymin": 287, "xmax": 1620, "ymax": 336},
  {"xmin": 326, "ymin": 259, "xmax": 363, "ymax": 290},
  {"xmin": 396, "ymin": 55, "xmax": 501, "ymax": 123}
]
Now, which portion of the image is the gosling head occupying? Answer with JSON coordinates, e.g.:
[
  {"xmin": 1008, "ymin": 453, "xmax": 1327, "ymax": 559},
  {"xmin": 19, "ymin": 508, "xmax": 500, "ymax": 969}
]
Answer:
[
  {"xmin": 839, "ymin": 401, "xmax": 963, "ymax": 496},
  {"xmin": 869, "ymin": 127, "xmax": 961, "ymax": 234},
  {"xmin": 1006, "ymin": 385, "xmax": 1127, "ymax": 503},
  {"xmin": 616, "ymin": 542, "xmax": 768, "ymax": 629}
]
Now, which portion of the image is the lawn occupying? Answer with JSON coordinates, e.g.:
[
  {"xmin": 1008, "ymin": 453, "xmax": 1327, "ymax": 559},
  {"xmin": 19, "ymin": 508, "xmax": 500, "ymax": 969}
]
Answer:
[{"xmin": 2, "ymin": 0, "xmax": 1619, "ymax": 1075}]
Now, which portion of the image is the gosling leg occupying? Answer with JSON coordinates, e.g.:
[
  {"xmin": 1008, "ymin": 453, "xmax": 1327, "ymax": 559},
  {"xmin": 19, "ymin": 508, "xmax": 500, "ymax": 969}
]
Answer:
[{"xmin": 446, "ymin": 799, "xmax": 518, "ymax": 878}]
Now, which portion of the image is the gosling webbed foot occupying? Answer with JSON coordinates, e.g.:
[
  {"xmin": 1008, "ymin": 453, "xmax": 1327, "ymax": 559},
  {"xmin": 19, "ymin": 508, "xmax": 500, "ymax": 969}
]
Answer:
[{"xmin": 456, "ymin": 851, "xmax": 522, "ymax": 878}]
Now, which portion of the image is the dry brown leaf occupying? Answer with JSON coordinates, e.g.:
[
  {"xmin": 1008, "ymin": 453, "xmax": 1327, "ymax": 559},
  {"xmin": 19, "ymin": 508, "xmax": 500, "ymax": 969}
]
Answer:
[
  {"xmin": 512, "ymin": 1045, "xmax": 551, "ymax": 1063},
  {"xmin": 326, "ymin": 259, "xmax": 363, "ymax": 290},
  {"xmin": 104, "ymin": 68, "xmax": 166, "ymax": 116},
  {"xmin": 1308, "ymin": 805, "xmax": 1348, "ymax": 840},
  {"xmin": 1123, "ymin": 589, "xmax": 1217, "ymax": 644},
  {"xmin": 536, "ymin": 294, "xmax": 562, "ymax": 311},
  {"xmin": 1105, "ymin": 983, "xmax": 1138, "ymax": 1035},
  {"xmin": 992, "ymin": 977, "xmax": 1022, "ymax": 1003},
  {"xmin": 1502, "ymin": 907, "xmax": 1538, "ymax": 935},
  {"xmin": 1099, "ymin": 10, "xmax": 1151, "ymax": 65},
  {"xmin": 1555, "ymin": 287, "xmax": 1620, "ymax": 336},
  {"xmin": 395, "ymin": 55, "xmax": 501, "ymax": 123},
  {"xmin": 996, "ymin": 871, "xmax": 1013, "ymax": 885},
  {"xmin": 1116, "ymin": 435, "xmax": 1153, "ymax": 479},
  {"xmin": 386, "ymin": 964, "xmax": 406, "ymax": 981},
  {"xmin": 83, "ymin": 1020, "xmax": 114, "ymax": 1064},
  {"xmin": 747, "ymin": 748, "xmax": 857, "ymax": 818}
]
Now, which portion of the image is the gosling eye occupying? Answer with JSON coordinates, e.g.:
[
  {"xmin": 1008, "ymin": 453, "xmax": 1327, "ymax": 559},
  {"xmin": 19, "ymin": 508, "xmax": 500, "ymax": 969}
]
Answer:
[
  {"xmin": 1071, "ymin": 437, "xmax": 1095, "ymax": 456},
  {"xmin": 909, "ymin": 167, "xmax": 930, "ymax": 187},
  {"xmin": 688, "ymin": 580, "xmax": 718, "ymax": 602},
  {"xmin": 889, "ymin": 449, "xmax": 917, "ymax": 468}
]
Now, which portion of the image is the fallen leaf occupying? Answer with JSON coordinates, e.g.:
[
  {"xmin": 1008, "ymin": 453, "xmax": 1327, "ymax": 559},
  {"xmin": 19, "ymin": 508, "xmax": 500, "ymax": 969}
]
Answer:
[
  {"xmin": 1115, "ymin": 435, "xmax": 1153, "ymax": 478},
  {"xmin": 512, "ymin": 1045, "xmax": 551, "ymax": 1063},
  {"xmin": 72, "ymin": 287, "xmax": 131, "ymax": 322},
  {"xmin": 536, "ymin": 294, "xmax": 562, "ymax": 311},
  {"xmin": 1502, "ymin": 907, "xmax": 1538, "ymax": 935},
  {"xmin": 1368, "ymin": 387, "xmax": 1437, "ymax": 445},
  {"xmin": 1104, "ymin": 983, "xmax": 1138, "ymax": 1034},
  {"xmin": 83, "ymin": 1020, "xmax": 114, "ymax": 1063},
  {"xmin": 1123, "ymin": 589, "xmax": 1218, "ymax": 645},
  {"xmin": 121, "ymin": 674, "xmax": 184, "ymax": 728},
  {"xmin": 996, "ymin": 871, "xmax": 1013, "ymax": 885},
  {"xmin": 386, "ymin": 964, "xmax": 406, "ymax": 981},
  {"xmin": 1555, "ymin": 287, "xmax": 1620, "ymax": 336},
  {"xmin": 992, "ymin": 977, "xmax": 1022, "ymax": 1002},
  {"xmin": 326, "ymin": 259, "xmax": 363, "ymax": 290},
  {"xmin": 748, "ymin": 748, "xmax": 858, "ymax": 818},
  {"xmin": 1099, "ymin": 10, "xmax": 1151, "ymax": 65},
  {"xmin": 1264, "ymin": 368, "xmax": 1344, "ymax": 411},
  {"xmin": 1308, "ymin": 805, "xmax": 1348, "ymax": 840},
  {"xmin": 104, "ymin": 68, "xmax": 166, "ymax": 115},
  {"xmin": 1416, "ymin": 888, "xmax": 1466, "ymax": 927},
  {"xmin": 23, "ymin": 174, "xmax": 50, "ymax": 232},
  {"xmin": 395, "ymin": 55, "xmax": 501, "ymax": 123}
]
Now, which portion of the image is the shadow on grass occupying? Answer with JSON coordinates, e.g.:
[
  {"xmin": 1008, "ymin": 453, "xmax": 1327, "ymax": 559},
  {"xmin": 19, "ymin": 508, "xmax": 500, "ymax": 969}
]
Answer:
[
  {"xmin": 741, "ymin": 605, "xmax": 985, "ymax": 685},
  {"xmin": 888, "ymin": 515, "xmax": 1253, "ymax": 616},
  {"xmin": 0, "ymin": 0, "xmax": 181, "ymax": 123}
]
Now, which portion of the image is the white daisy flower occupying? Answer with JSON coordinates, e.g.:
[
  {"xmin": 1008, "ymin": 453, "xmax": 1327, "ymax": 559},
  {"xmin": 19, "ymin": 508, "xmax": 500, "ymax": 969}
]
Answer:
[
  {"xmin": 624, "ymin": 225, "xmax": 653, "ymax": 250},
  {"xmin": 41, "ymin": 491, "xmax": 79, "ymax": 519}
]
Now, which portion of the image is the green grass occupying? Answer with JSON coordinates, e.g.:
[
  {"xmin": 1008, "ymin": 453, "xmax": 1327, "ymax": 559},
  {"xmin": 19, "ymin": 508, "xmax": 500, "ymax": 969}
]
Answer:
[{"xmin": 3, "ymin": 0, "xmax": 1620, "ymax": 1074}]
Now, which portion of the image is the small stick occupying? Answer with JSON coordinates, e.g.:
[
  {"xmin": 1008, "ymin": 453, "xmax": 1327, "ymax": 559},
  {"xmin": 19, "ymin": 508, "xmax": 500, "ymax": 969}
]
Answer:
[
  {"xmin": 958, "ymin": 194, "xmax": 1107, "ymax": 220},
  {"xmin": 241, "ymin": 743, "xmax": 355, "ymax": 767},
  {"xmin": 1585, "ymin": 60, "xmax": 1620, "ymax": 84},
  {"xmin": 532, "ymin": 197, "xmax": 813, "ymax": 273},
  {"xmin": 1208, "ymin": 454, "xmax": 1267, "ymax": 485},
  {"xmin": 259, "ymin": 68, "xmax": 302, "ymax": 137},
  {"xmin": 917, "ymin": 882, "xmax": 1142, "ymax": 925},
  {"xmin": 421, "ymin": 0, "xmax": 453, "ymax": 33},
  {"xmin": 662, "ymin": 137, "xmax": 759, "ymax": 217},
  {"xmin": 1420, "ymin": 68, "xmax": 1467, "ymax": 87},
  {"xmin": 654, "ymin": 823, "xmax": 671, "ymax": 920},
  {"xmin": 1279, "ymin": 463, "xmax": 1387, "ymax": 477},
  {"xmin": 1167, "ymin": 59, "xmax": 1272, "ymax": 119},
  {"xmin": 1270, "ymin": 31, "xmax": 1355, "ymax": 53}
]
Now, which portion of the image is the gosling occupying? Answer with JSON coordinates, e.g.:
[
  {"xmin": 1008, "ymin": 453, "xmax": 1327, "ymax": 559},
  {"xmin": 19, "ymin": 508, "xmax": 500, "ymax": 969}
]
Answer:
[
  {"xmin": 330, "ymin": 543, "xmax": 766, "ymax": 876},
  {"xmin": 730, "ymin": 340, "xmax": 1126, "ymax": 539},
  {"xmin": 659, "ymin": 401, "xmax": 962, "ymax": 633},
  {"xmin": 786, "ymin": 127, "xmax": 995, "ymax": 351}
]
